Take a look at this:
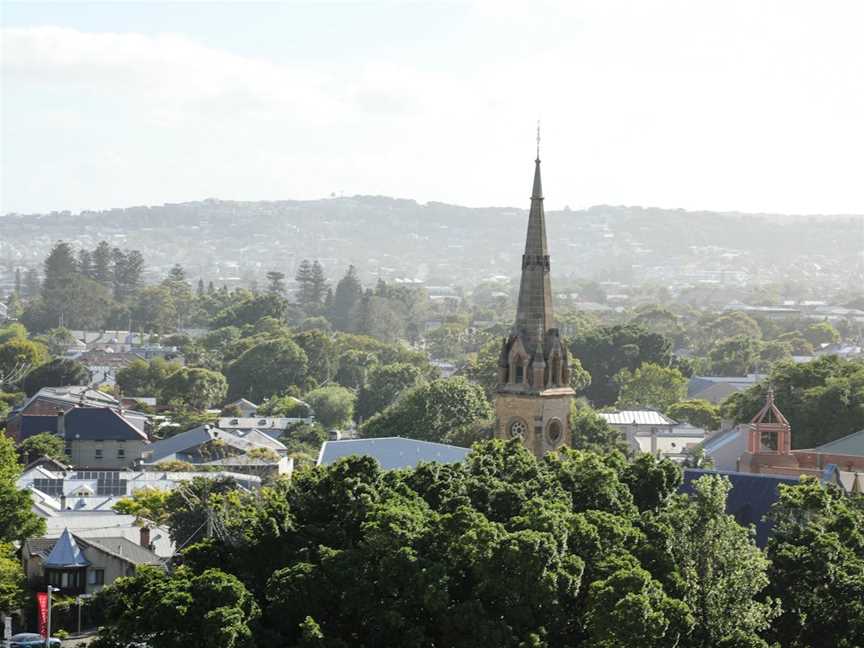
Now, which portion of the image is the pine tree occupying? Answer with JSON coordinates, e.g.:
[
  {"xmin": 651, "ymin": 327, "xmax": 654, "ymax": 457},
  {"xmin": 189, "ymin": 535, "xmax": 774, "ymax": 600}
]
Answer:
[
  {"xmin": 78, "ymin": 249, "xmax": 93, "ymax": 279},
  {"xmin": 42, "ymin": 242, "xmax": 79, "ymax": 294},
  {"xmin": 207, "ymin": 281, "xmax": 215, "ymax": 295},
  {"xmin": 13, "ymin": 269, "xmax": 21, "ymax": 296},
  {"xmin": 197, "ymin": 279, "xmax": 205, "ymax": 298},
  {"xmin": 295, "ymin": 260, "xmax": 314, "ymax": 309},
  {"xmin": 23, "ymin": 269, "xmax": 39, "ymax": 299},
  {"xmin": 266, "ymin": 271, "xmax": 287, "ymax": 295},
  {"xmin": 310, "ymin": 261, "xmax": 328, "ymax": 308},
  {"xmin": 92, "ymin": 241, "xmax": 113, "ymax": 286},
  {"xmin": 330, "ymin": 265, "xmax": 363, "ymax": 331}
]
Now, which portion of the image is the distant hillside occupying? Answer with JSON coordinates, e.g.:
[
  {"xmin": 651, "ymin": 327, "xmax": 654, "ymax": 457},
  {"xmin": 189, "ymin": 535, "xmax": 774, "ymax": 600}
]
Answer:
[{"xmin": 1, "ymin": 198, "xmax": 861, "ymax": 291}]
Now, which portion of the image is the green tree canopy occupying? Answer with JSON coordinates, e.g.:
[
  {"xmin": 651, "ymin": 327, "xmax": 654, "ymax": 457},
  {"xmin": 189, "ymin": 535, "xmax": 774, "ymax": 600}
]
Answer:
[
  {"xmin": 667, "ymin": 399, "xmax": 721, "ymax": 431},
  {"xmin": 0, "ymin": 337, "xmax": 49, "ymax": 379},
  {"xmin": 569, "ymin": 323, "xmax": 672, "ymax": 406},
  {"xmin": 0, "ymin": 434, "xmax": 45, "ymax": 543},
  {"xmin": 765, "ymin": 478, "xmax": 864, "ymax": 648},
  {"xmin": 116, "ymin": 357, "xmax": 183, "ymax": 398},
  {"xmin": 359, "ymin": 377, "xmax": 492, "ymax": 444},
  {"xmin": 226, "ymin": 337, "xmax": 309, "ymax": 402},
  {"xmin": 17, "ymin": 431, "xmax": 65, "ymax": 464},
  {"xmin": 162, "ymin": 367, "xmax": 229, "ymax": 411},
  {"xmin": 304, "ymin": 385, "xmax": 355, "ymax": 430},
  {"xmin": 356, "ymin": 362, "xmax": 423, "ymax": 422},
  {"xmin": 615, "ymin": 362, "xmax": 687, "ymax": 412},
  {"xmin": 720, "ymin": 356, "xmax": 864, "ymax": 448},
  {"xmin": 21, "ymin": 358, "xmax": 91, "ymax": 396}
]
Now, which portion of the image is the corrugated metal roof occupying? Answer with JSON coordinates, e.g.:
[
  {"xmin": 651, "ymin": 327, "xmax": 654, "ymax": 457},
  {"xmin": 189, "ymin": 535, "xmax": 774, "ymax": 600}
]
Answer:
[
  {"xmin": 599, "ymin": 410, "xmax": 677, "ymax": 426},
  {"xmin": 318, "ymin": 437, "xmax": 470, "ymax": 470},
  {"xmin": 813, "ymin": 429, "xmax": 864, "ymax": 456}
]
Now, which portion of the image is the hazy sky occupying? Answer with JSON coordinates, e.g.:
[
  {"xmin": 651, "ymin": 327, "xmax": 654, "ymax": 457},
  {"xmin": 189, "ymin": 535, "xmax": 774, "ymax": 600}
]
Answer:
[{"xmin": 2, "ymin": 1, "xmax": 864, "ymax": 215}]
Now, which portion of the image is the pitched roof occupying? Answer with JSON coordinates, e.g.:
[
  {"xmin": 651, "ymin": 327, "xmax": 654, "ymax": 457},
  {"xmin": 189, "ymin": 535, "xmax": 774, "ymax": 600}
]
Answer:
[
  {"xmin": 318, "ymin": 437, "xmax": 470, "ymax": 470},
  {"xmin": 144, "ymin": 425, "xmax": 277, "ymax": 463},
  {"xmin": 44, "ymin": 528, "xmax": 90, "ymax": 567},
  {"xmin": 680, "ymin": 468, "xmax": 800, "ymax": 547},
  {"xmin": 64, "ymin": 407, "xmax": 148, "ymax": 442},
  {"xmin": 812, "ymin": 429, "xmax": 864, "ymax": 456},
  {"xmin": 83, "ymin": 536, "xmax": 162, "ymax": 565},
  {"xmin": 599, "ymin": 410, "xmax": 677, "ymax": 426},
  {"xmin": 19, "ymin": 415, "xmax": 59, "ymax": 440}
]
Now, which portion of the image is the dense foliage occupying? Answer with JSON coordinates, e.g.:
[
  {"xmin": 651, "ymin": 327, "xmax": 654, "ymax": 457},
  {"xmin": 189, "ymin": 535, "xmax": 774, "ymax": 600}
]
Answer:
[{"xmin": 86, "ymin": 440, "xmax": 840, "ymax": 647}]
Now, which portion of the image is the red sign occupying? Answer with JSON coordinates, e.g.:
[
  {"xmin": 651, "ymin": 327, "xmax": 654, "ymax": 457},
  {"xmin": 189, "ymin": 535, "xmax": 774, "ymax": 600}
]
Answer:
[{"xmin": 36, "ymin": 591, "xmax": 48, "ymax": 638}]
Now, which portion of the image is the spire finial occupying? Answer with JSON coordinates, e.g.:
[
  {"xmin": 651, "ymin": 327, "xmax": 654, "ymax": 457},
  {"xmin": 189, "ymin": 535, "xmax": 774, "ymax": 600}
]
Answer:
[{"xmin": 536, "ymin": 120, "xmax": 541, "ymax": 161}]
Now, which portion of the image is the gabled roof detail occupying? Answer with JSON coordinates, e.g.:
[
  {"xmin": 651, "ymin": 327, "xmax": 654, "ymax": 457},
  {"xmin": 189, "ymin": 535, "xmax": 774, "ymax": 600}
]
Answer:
[{"xmin": 750, "ymin": 388, "xmax": 790, "ymax": 427}]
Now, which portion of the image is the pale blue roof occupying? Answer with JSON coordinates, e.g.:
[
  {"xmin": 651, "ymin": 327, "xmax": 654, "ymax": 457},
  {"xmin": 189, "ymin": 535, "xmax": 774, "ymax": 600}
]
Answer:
[
  {"xmin": 317, "ymin": 437, "xmax": 470, "ymax": 470},
  {"xmin": 44, "ymin": 528, "xmax": 90, "ymax": 568}
]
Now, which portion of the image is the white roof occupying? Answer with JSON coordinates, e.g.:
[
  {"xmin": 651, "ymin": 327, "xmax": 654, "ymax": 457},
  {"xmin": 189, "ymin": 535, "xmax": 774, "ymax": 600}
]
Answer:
[{"xmin": 599, "ymin": 410, "xmax": 677, "ymax": 426}]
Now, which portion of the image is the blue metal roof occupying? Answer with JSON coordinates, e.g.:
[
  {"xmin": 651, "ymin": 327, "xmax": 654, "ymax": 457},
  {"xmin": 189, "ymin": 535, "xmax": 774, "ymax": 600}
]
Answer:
[
  {"xmin": 44, "ymin": 528, "xmax": 90, "ymax": 568},
  {"xmin": 19, "ymin": 415, "xmax": 59, "ymax": 441},
  {"xmin": 64, "ymin": 407, "xmax": 147, "ymax": 442},
  {"xmin": 318, "ymin": 437, "xmax": 470, "ymax": 470},
  {"xmin": 680, "ymin": 468, "xmax": 800, "ymax": 547}
]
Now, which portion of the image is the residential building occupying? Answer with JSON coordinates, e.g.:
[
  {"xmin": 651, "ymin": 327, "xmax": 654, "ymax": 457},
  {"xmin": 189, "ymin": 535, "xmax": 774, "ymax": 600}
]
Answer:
[
  {"xmin": 494, "ymin": 145, "xmax": 575, "ymax": 458},
  {"xmin": 597, "ymin": 410, "xmax": 707, "ymax": 459},
  {"xmin": 70, "ymin": 349, "xmax": 143, "ymax": 387},
  {"xmin": 22, "ymin": 528, "xmax": 162, "ymax": 596},
  {"xmin": 61, "ymin": 407, "xmax": 150, "ymax": 469},
  {"xmin": 224, "ymin": 398, "xmax": 259, "ymax": 417},
  {"xmin": 217, "ymin": 415, "xmax": 311, "ymax": 437},
  {"xmin": 5, "ymin": 386, "xmax": 147, "ymax": 443},
  {"xmin": 687, "ymin": 374, "xmax": 762, "ymax": 404},
  {"xmin": 318, "ymin": 437, "xmax": 470, "ymax": 470},
  {"xmin": 142, "ymin": 424, "xmax": 292, "ymax": 478}
]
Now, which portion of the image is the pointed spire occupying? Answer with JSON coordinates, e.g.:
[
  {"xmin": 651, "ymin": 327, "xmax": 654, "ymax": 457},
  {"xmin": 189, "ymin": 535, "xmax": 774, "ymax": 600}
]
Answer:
[
  {"xmin": 45, "ymin": 528, "xmax": 90, "ymax": 568},
  {"xmin": 514, "ymin": 128, "xmax": 554, "ymax": 356}
]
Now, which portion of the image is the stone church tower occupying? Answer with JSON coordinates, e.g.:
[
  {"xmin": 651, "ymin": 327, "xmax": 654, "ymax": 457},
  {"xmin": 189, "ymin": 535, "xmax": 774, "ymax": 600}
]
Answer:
[{"xmin": 494, "ymin": 143, "xmax": 575, "ymax": 457}]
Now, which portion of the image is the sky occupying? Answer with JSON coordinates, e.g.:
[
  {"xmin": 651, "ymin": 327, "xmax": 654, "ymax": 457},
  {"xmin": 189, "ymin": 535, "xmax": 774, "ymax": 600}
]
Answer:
[{"xmin": 2, "ymin": 0, "xmax": 864, "ymax": 215}]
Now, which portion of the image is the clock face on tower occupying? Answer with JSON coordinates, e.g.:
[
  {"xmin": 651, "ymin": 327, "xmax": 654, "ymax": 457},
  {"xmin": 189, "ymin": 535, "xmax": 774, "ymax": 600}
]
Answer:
[{"xmin": 509, "ymin": 419, "xmax": 528, "ymax": 439}]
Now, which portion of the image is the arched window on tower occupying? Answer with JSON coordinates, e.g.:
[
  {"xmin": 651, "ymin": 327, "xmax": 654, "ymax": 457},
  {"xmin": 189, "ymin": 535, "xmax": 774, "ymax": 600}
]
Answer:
[{"xmin": 514, "ymin": 359, "xmax": 524, "ymax": 384}]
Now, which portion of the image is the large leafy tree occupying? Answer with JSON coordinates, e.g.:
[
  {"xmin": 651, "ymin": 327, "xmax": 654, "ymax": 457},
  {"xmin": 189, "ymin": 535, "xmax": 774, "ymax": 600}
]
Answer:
[
  {"xmin": 304, "ymin": 385, "xmax": 355, "ymax": 429},
  {"xmin": 721, "ymin": 356, "xmax": 864, "ymax": 448},
  {"xmin": 162, "ymin": 367, "xmax": 228, "ymax": 411},
  {"xmin": 0, "ymin": 434, "xmax": 45, "ymax": 543},
  {"xmin": 650, "ymin": 476, "xmax": 779, "ymax": 647},
  {"xmin": 765, "ymin": 479, "xmax": 864, "ymax": 648},
  {"xmin": 226, "ymin": 337, "xmax": 309, "ymax": 402},
  {"xmin": 92, "ymin": 566, "xmax": 259, "ymax": 648},
  {"xmin": 667, "ymin": 399, "xmax": 721, "ymax": 431},
  {"xmin": 116, "ymin": 357, "xmax": 183, "ymax": 398},
  {"xmin": 17, "ymin": 431, "xmax": 65, "ymax": 464},
  {"xmin": 0, "ymin": 337, "xmax": 49, "ymax": 379},
  {"xmin": 614, "ymin": 362, "xmax": 686, "ymax": 412},
  {"xmin": 355, "ymin": 362, "xmax": 423, "ymax": 422},
  {"xmin": 569, "ymin": 323, "xmax": 671, "ymax": 406},
  {"xmin": 21, "ymin": 358, "xmax": 91, "ymax": 396},
  {"xmin": 359, "ymin": 377, "xmax": 492, "ymax": 444}
]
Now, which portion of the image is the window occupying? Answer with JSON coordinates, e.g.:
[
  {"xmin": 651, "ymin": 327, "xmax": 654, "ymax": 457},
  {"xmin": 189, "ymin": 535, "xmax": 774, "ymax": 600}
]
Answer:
[
  {"xmin": 509, "ymin": 419, "xmax": 527, "ymax": 439},
  {"xmin": 117, "ymin": 448, "xmax": 126, "ymax": 458},
  {"xmin": 547, "ymin": 420, "xmax": 562, "ymax": 444},
  {"xmin": 94, "ymin": 449, "xmax": 103, "ymax": 459},
  {"xmin": 761, "ymin": 430, "xmax": 778, "ymax": 451},
  {"xmin": 88, "ymin": 569, "xmax": 105, "ymax": 586},
  {"xmin": 64, "ymin": 446, "xmax": 72, "ymax": 456},
  {"xmin": 515, "ymin": 363, "xmax": 524, "ymax": 383}
]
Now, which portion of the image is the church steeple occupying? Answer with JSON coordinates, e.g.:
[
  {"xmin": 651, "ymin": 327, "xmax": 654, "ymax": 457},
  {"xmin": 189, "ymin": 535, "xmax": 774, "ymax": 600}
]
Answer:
[
  {"xmin": 494, "ymin": 131, "xmax": 575, "ymax": 458},
  {"xmin": 513, "ymin": 130, "xmax": 554, "ymax": 358}
]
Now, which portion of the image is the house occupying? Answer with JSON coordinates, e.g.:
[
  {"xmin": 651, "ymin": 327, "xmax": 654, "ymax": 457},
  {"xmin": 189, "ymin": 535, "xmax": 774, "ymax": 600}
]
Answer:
[
  {"xmin": 72, "ymin": 349, "xmax": 144, "ymax": 387},
  {"xmin": 318, "ymin": 437, "xmax": 470, "ymax": 470},
  {"xmin": 597, "ymin": 410, "xmax": 706, "ymax": 459},
  {"xmin": 217, "ymin": 415, "xmax": 311, "ymax": 438},
  {"xmin": 5, "ymin": 386, "xmax": 147, "ymax": 443},
  {"xmin": 22, "ymin": 528, "xmax": 162, "ymax": 596},
  {"xmin": 687, "ymin": 374, "xmax": 762, "ymax": 404},
  {"xmin": 142, "ymin": 425, "xmax": 292, "ymax": 478},
  {"xmin": 224, "ymin": 398, "xmax": 259, "ymax": 417},
  {"xmin": 60, "ymin": 407, "xmax": 150, "ymax": 469},
  {"xmin": 701, "ymin": 425, "xmax": 749, "ymax": 471}
]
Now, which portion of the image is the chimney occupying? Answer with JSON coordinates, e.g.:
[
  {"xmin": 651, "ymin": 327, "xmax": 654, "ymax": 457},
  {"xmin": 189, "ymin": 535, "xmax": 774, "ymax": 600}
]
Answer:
[
  {"xmin": 57, "ymin": 409, "xmax": 65, "ymax": 439},
  {"xmin": 139, "ymin": 526, "xmax": 151, "ymax": 549}
]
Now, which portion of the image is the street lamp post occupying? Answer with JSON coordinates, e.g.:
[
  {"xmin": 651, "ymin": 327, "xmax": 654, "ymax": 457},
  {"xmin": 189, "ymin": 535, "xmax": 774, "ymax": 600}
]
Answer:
[{"xmin": 45, "ymin": 585, "xmax": 59, "ymax": 648}]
